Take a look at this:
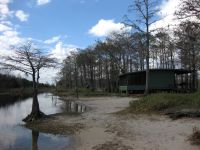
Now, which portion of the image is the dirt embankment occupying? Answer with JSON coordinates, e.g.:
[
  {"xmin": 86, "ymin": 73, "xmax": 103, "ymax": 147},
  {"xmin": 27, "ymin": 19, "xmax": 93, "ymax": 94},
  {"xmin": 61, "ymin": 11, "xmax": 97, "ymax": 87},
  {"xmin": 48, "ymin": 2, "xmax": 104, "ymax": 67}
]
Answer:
[{"xmin": 28, "ymin": 96, "xmax": 200, "ymax": 150}]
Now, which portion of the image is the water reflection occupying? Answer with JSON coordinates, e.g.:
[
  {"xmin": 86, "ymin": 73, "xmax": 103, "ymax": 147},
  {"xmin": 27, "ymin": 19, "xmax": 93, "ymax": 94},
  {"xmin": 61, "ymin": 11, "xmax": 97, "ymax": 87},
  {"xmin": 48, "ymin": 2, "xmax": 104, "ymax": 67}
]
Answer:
[
  {"xmin": 0, "ymin": 93, "xmax": 72, "ymax": 150},
  {"xmin": 32, "ymin": 130, "xmax": 39, "ymax": 150},
  {"xmin": 0, "ymin": 94, "xmax": 22, "ymax": 108},
  {"xmin": 65, "ymin": 101, "xmax": 89, "ymax": 113}
]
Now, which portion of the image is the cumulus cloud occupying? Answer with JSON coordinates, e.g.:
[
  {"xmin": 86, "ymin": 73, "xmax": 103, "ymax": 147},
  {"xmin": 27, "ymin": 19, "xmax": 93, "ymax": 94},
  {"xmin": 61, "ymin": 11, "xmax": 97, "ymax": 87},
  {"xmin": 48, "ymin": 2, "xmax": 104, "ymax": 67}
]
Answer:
[
  {"xmin": 39, "ymin": 68, "xmax": 59, "ymax": 84},
  {"xmin": 51, "ymin": 42, "xmax": 78, "ymax": 61},
  {"xmin": 0, "ymin": 0, "xmax": 11, "ymax": 20},
  {"xmin": 15, "ymin": 10, "xmax": 29, "ymax": 22},
  {"xmin": 36, "ymin": 42, "xmax": 78, "ymax": 84},
  {"xmin": 37, "ymin": 0, "xmax": 51, "ymax": 6},
  {"xmin": 0, "ymin": 2, "xmax": 25, "ymax": 47},
  {"xmin": 0, "ymin": 23, "xmax": 11, "ymax": 32},
  {"xmin": 0, "ymin": 28, "xmax": 24, "ymax": 52},
  {"xmin": 0, "ymin": 0, "xmax": 58, "ymax": 84},
  {"xmin": 0, "ymin": 1, "xmax": 24, "ymax": 53},
  {"xmin": 44, "ymin": 36, "xmax": 61, "ymax": 44},
  {"xmin": 89, "ymin": 19, "xmax": 131, "ymax": 37},
  {"xmin": 150, "ymin": 0, "xmax": 181, "ymax": 31}
]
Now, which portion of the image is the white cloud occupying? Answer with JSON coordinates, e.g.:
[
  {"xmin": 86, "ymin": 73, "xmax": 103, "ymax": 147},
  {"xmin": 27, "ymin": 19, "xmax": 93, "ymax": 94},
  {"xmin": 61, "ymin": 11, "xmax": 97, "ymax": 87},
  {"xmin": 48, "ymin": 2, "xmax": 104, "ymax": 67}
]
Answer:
[
  {"xmin": 1, "ymin": 20, "xmax": 12, "ymax": 26},
  {"xmin": 0, "ymin": 0, "xmax": 11, "ymax": 20},
  {"xmin": 15, "ymin": 10, "xmax": 29, "ymax": 22},
  {"xmin": 0, "ymin": 29, "xmax": 24, "ymax": 52},
  {"xmin": 38, "ymin": 42, "xmax": 78, "ymax": 84},
  {"xmin": 150, "ymin": 0, "xmax": 199, "ymax": 34},
  {"xmin": 0, "ymin": 0, "xmax": 10, "ymax": 4},
  {"xmin": 0, "ymin": 23, "xmax": 11, "ymax": 32},
  {"xmin": 37, "ymin": 0, "xmax": 51, "ymax": 6},
  {"xmin": 51, "ymin": 42, "xmax": 78, "ymax": 60},
  {"xmin": 0, "ymin": 3, "xmax": 9, "ymax": 14},
  {"xmin": 39, "ymin": 68, "xmax": 59, "ymax": 84},
  {"xmin": 89, "ymin": 19, "xmax": 131, "ymax": 37},
  {"xmin": 44, "ymin": 36, "xmax": 61, "ymax": 44},
  {"xmin": 150, "ymin": 0, "xmax": 181, "ymax": 31},
  {"xmin": 0, "ymin": 0, "xmax": 58, "ymax": 84},
  {"xmin": 0, "ymin": 1, "xmax": 25, "ymax": 56}
]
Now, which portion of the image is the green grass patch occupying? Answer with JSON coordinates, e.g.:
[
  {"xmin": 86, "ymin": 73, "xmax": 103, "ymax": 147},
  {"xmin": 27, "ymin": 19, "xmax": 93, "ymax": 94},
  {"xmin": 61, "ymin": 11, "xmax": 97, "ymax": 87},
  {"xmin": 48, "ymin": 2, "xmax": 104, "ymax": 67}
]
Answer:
[
  {"xmin": 122, "ymin": 91, "xmax": 200, "ymax": 114},
  {"xmin": 54, "ymin": 88, "xmax": 121, "ymax": 97}
]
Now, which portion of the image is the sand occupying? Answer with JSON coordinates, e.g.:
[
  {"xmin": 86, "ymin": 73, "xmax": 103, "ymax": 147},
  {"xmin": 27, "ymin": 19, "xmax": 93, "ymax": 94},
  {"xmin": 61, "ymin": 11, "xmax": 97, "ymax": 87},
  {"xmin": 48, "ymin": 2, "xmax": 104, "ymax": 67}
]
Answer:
[{"xmin": 44, "ymin": 96, "xmax": 200, "ymax": 150}]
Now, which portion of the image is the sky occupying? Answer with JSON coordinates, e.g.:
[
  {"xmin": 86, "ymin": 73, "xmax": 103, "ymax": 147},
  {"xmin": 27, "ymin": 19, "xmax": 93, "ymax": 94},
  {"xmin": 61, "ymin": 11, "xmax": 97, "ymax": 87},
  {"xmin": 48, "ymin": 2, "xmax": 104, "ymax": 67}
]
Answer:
[{"xmin": 0, "ymin": 0, "xmax": 182, "ymax": 84}]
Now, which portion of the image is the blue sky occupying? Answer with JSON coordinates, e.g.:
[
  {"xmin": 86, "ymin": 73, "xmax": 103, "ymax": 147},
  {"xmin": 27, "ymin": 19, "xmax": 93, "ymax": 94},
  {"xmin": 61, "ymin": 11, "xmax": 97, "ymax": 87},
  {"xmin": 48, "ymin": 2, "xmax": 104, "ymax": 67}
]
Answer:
[
  {"xmin": 0, "ymin": 0, "xmax": 181, "ymax": 83},
  {"xmin": 9, "ymin": 0, "xmax": 132, "ymax": 48}
]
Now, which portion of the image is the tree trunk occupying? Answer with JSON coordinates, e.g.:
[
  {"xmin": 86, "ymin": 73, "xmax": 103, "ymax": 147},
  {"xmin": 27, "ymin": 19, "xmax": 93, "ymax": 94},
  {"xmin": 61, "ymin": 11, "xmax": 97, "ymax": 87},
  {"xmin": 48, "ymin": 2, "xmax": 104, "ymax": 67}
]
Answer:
[
  {"xmin": 23, "ymin": 72, "xmax": 45, "ymax": 122},
  {"xmin": 144, "ymin": 0, "xmax": 150, "ymax": 95},
  {"xmin": 31, "ymin": 88, "xmax": 40, "ymax": 115}
]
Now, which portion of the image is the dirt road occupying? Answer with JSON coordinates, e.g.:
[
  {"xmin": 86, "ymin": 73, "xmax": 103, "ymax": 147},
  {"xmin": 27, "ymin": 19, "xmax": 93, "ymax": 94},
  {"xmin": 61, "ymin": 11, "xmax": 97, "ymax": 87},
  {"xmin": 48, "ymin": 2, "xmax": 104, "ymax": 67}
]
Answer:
[{"xmin": 57, "ymin": 96, "xmax": 200, "ymax": 150}]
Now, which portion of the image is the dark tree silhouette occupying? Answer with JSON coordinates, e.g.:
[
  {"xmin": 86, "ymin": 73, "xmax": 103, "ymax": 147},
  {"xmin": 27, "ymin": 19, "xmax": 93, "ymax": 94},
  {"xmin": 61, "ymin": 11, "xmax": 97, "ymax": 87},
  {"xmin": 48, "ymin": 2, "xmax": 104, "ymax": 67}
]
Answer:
[{"xmin": 176, "ymin": 0, "xmax": 200, "ymax": 20}]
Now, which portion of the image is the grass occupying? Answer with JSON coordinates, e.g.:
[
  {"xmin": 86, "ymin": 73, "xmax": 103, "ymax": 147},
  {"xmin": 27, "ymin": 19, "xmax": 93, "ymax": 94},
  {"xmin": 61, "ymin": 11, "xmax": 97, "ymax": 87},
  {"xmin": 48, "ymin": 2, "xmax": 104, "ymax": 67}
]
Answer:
[
  {"xmin": 54, "ymin": 88, "xmax": 121, "ymax": 98},
  {"xmin": 120, "ymin": 91, "xmax": 200, "ymax": 114},
  {"xmin": 188, "ymin": 127, "xmax": 200, "ymax": 145}
]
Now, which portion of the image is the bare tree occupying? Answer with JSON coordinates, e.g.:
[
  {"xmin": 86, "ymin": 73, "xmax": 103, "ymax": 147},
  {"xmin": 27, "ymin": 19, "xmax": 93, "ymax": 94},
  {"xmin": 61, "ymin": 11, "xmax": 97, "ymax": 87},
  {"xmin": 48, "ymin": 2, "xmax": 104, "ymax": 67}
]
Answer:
[
  {"xmin": 0, "ymin": 42, "xmax": 57, "ymax": 122},
  {"xmin": 124, "ymin": 0, "xmax": 159, "ymax": 95},
  {"xmin": 153, "ymin": 28, "xmax": 175, "ymax": 69},
  {"xmin": 176, "ymin": 0, "xmax": 200, "ymax": 20}
]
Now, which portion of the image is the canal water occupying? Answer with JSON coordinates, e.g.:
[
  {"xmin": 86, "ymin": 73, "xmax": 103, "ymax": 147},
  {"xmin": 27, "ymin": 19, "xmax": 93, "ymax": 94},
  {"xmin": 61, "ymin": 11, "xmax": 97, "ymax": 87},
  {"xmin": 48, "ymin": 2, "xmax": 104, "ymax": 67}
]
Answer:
[{"xmin": 0, "ymin": 93, "xmax": 83, "ymax": 150}]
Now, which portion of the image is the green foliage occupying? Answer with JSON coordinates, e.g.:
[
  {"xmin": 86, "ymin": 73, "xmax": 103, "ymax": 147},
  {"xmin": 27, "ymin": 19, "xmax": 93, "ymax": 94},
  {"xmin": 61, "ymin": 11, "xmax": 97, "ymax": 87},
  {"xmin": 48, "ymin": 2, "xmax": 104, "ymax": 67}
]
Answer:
[{"xmin": 127, "ymin": 91, "xmax": 200, "ymax": 113}]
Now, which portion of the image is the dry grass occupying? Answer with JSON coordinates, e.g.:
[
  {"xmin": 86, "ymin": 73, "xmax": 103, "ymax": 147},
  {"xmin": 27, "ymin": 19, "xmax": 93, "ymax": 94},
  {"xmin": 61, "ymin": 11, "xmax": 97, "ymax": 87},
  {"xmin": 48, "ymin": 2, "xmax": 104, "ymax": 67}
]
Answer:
[{"xmin": 188, "ymin": 127, "xmax": 200, "ymax": 145}]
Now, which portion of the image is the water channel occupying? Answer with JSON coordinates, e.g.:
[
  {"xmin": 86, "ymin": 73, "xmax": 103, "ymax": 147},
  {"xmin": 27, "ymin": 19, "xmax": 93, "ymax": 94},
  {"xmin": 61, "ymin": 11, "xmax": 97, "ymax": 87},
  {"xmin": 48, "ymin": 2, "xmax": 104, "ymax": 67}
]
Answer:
[{"xmin": 0, "ymin": 93, "xmax": 86, "ymax": 150}]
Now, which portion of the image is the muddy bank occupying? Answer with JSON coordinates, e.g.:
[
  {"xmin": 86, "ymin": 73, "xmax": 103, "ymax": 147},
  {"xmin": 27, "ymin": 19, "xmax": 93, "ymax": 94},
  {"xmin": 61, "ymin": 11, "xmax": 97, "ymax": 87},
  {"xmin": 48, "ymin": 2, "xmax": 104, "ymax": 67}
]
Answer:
[
  {"xmin": 25, "ymin": 115, "xmax": 84, "ymax": 136},
  {"xmin": 26, "ymin": 96, "xmax": 200, "ymax": 150}
]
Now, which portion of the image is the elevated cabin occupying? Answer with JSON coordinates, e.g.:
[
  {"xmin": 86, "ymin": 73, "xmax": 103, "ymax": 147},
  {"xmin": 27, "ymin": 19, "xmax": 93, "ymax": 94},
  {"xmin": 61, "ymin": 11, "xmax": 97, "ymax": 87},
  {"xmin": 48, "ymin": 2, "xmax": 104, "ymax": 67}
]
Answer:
[{"xmin": 119, "ymin": 69, "xmax": 195, "ymax": 93}]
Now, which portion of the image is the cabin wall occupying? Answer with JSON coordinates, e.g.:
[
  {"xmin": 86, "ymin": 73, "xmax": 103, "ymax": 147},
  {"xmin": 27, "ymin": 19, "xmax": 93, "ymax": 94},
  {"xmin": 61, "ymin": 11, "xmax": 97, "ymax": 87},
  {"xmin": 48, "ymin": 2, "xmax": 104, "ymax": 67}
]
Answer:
[
  {"xmin": 149, "ymin": 71, "xmax": 174, "ymax": 90},
  {"xmin": 119, "ymin": 70, "xmax": 194, "ymax": 93},
  {"xmin": 119, "ymin": 71, "xmax": 175, "ymax": 93}
]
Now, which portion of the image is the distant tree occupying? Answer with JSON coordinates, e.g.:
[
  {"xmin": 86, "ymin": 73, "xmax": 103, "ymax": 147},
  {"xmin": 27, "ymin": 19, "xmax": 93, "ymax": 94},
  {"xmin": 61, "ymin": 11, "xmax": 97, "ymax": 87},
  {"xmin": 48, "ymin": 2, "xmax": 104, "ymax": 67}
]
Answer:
[
  {"xmin": 174, "ymin": 21, "xmax": 200, "ymax": 91},
  {"xmin": 132, "ymin": 32, "xmax": 146, "ymax": 70},
  {"xmin": 124, "ymin": 0, "xmax": 159, "ymax": 95},
  {"xmin": 69, "ymin": 51, "xmax": 79, "ymax": 98},
  {"xmin": 0, "ymin": 42, "xmax": 57, "ymax": 122},
  {"xmin": 153, "ymin": 28, "xmax": 175, "ymax": 69}
]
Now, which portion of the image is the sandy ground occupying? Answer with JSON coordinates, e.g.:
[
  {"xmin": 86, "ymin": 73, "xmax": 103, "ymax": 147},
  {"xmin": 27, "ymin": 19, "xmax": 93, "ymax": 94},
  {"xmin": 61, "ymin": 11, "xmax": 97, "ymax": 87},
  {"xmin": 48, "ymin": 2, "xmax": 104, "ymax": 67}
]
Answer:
[{"xmin": 54, "ymin": 96, "xmax": 200, "ymax": 150}]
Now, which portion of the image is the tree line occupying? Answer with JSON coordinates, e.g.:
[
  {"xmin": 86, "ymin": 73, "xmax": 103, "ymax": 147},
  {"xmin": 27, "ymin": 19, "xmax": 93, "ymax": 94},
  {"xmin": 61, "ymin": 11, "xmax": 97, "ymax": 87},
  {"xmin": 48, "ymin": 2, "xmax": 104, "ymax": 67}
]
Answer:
[
  {"xmin": 58, "ymin": 0, "xmax": 200, "ymax": 93},
  {"xmin": 0, "ymin": 73, "xmax": 52, "ymax": 91}
]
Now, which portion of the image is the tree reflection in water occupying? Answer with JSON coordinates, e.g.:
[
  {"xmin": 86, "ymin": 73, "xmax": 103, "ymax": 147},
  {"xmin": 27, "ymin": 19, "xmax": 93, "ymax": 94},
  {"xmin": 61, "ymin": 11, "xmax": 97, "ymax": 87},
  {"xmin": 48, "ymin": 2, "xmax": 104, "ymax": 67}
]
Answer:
[{"xmin": 32, "ymin": 130, "xmax": 39, "ymax": 150}]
